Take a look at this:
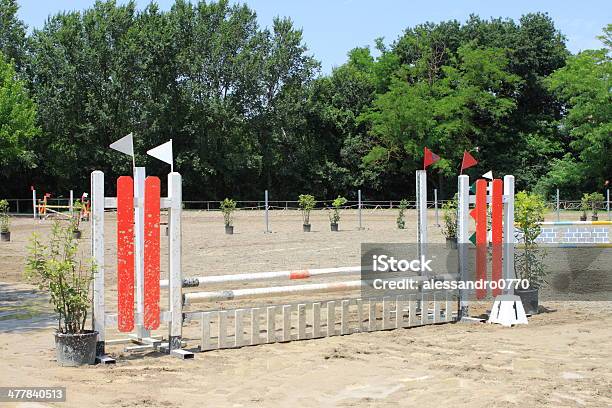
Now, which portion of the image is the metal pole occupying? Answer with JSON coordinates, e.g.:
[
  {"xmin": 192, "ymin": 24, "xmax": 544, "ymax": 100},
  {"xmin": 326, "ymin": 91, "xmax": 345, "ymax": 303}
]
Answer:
[
  {"xmin": 91, "ymin": 171, "xmax": 105, "ymax": 356},
  {"xmin": 358, "ymin": 189, "xmax": 363, "ymax": 230},
  {"xmin": 434, "ymin": 188, "xmax": 439, "ymax": 226},
  {"xmin": 556, "ymin": 188, "xmax": 560, "ymax": 222},
  {"xmin": 32, "ymin": 189, "xmax": 37, "ymax": 219},
  {"xmin": 607, "ymin": 189, "xmax": 610, "ymax": 221},
  {"xmin": 264, "ymin": 190, "xmax": 270, "ymax": 233},
  {"xmin": 416, "ymin": 171, "xmax": 427, "ymax": 258},
  {"xmin": 503, "ymin": 175, "xmax": 515, "ymax": 295},
  {"xmin": 168, "ymin": 172, "xmax": 184, "ymax": 353}
]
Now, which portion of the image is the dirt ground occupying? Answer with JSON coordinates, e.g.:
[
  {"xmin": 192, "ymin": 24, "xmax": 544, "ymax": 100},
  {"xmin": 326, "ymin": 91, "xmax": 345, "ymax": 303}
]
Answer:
[{"xmin": 1, "ymin": 209, "xmax": 611, "ymax": 407}]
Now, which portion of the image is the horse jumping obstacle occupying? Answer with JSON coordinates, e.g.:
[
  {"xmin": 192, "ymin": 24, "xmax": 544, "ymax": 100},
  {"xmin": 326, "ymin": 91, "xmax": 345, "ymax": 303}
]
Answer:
[{"xmin": 91, "ymin": 169, "xmax": 519, "ymax": 361}]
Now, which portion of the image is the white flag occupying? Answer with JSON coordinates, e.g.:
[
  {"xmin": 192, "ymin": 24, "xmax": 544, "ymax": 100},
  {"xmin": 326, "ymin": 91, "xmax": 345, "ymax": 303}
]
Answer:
[
  {"xmin": 110, "ymin": 133, "xmax": 134, "ymax": 157},
  {"xmin": 147, "ymin": 139, "xmax": 173, "ymax": 171},
  {"xmin": 482, "ymin": 170, "xmax": 493, "ymax": 180}
]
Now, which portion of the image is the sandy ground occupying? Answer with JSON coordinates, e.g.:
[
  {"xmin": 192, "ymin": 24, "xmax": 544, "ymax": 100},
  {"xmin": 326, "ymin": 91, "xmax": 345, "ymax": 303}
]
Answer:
[{"xmin": 0, "ymin": 209, "xmax": 611, "ymax": 407}]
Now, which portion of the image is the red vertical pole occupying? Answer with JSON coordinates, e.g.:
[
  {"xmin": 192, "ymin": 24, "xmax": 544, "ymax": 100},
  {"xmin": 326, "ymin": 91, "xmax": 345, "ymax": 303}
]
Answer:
[
  {"xmin": 475, "ymin": 179, "xmax": 487, "ymax": 300},
  {"xmin": 144, "ymin": 176, "xmax": 161, "ymax": 330},
  {"xmin": 117, "ymin": 176, "xmax": 135, "ymax": 332},
  {"xmin": 491, "ymin": 179, "xmax": 503, "ymax": 296}
]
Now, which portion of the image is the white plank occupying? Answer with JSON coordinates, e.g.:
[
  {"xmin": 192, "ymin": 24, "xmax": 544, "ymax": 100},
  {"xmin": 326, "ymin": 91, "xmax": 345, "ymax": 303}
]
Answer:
[
  {"xmin": 408, "ymin": 295, "xmax": 418, "ymax": 327},
  {"xmin": 251, "ymin": 308, "xmax": 262, "ymax": 345},
  {"xmin": 368, "ymin": 299, "xmax": 377, "ymax": 332},
  {"xmin": 282, "ymin": 305, "xmax": 292, "ymax": 342},
  {"xmin": 312, "ymin": 302, "xmax": 321, "ymax": 338},
  {"xmin": 433, "ymin": 293, "xmax": 441, "ymax": 323},
  {"xmin": 298, "ymin": 304, "xmax": 307, "ymax": 340},
  {"xmin": 235, "ymin": 309, "xmax": 245, "ymax": 347},
  {"xmin": 326, "ymin": 301, "xmax": 336, "ymax": 337},
  {"xmin": 341, "ymin": 300, "xmax": 350, "ymax": 335},
  {"xmin": 382, "ymin": 297, "xmax": 391, "ymax": 330},
  {"xmin": 267, "ymin": 306, "xmax": 276, "ymax": 343},
  {"xmin": 218, "ymin": 310, "xmax": 228, "ymax": 348},
  {"xmin": 396, "ymin": 295, "xmax": 405, "ymax": 329},
  {"xmin": 356, "ymin": 299, "xmax": 365, "ymax": 332},
  {"xmin": 200, "ymin": 312, "xmax": 213, "ymax": 351}
]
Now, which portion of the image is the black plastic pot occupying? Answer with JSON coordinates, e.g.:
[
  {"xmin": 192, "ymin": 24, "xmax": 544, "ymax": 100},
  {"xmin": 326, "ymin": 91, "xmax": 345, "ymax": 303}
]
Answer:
[
  {"xmin": 580, "ymin": 215, "xmax": 587, "ymax": 221},
  {"xmin": 515, "ymin": 288, "xmax": 539, "ymax": 315},
  {"xmin": 303, "ymin": 224, "xmax": 311, "ymax": 232},
  {"xmin": 54, "ymin": 330, "xmax": 98, "ymax": 366},
  {"xmin": 591, "ymin": 215, "xmax": 598, "ymax": 221},
  {"xmin": 330, "ymin": 223, "xmax": 338, "ymax": 232},
  {"xmin": 225, "ymin": 225, "xmax": 234, "ymax": 235},
  {"xmin": 446, "ymin": 237, "xmax": 457, "ymax": 249},
  {"xmin": 1, "ymin": 231, "xmax": 10, "ymax": 242},
  {"xmin": 72, "ymin": 230, "xmax": 82, "ymax": 239}
]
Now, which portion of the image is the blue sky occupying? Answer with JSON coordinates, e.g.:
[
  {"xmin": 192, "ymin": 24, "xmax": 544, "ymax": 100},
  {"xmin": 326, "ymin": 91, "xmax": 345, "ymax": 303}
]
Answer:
[{"xmin": 15, "ymin": 0, "xmax": 610, "ymax": 73}]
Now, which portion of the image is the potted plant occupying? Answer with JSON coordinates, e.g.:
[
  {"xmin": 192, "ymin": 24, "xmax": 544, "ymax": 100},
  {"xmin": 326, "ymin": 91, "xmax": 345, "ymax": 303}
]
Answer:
[
  {"xmin": 396, "ymin": 199, "xmax": 408, "ymax": 229},
  {"xmin": 220, "ymin": 198, "xmax": 237, "ymax": 234},
  {"xmin": 70, "ymin": 200, "xmax": 83, "ymax": 239},
  {"xmin": 298, "ymin": 194, "xmax": 316, "ymax": 232},
  {"xmin": 24, "ymin": 221, "xmax": 97, "ymax": 366},
  {"xmin": 441, "ymin": 196, "xmax": 458, "ymax": 249},
  {"xmin": 328, "ymin": 196, "xmax": 347, "ymax": 231},
  {"xmin": 579, "ymin": 193, "xmax": 589, "ymax": 221},
  {"xmin": 514, "ymin": 191, "xmax": 548, "ymax": 315},
  {"xmin": 589, "ymin": 192, "xmax": 604, "ymax": 221},
  {"xmin": 0, "ymin": 199, "xmax": 10, "ymax": 242}
]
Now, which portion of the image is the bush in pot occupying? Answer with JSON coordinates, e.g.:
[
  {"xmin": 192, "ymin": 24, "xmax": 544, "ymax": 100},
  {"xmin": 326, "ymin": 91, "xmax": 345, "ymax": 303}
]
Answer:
[
  {"xmin": 220, "ymin": 198, "xmax": 237, "ymax": 234},
  {"xmin": 298, "ymin": 194, "xmax": 316, "ymax": 232},
  {"xmin": 588, "ymin": 192, "xmax": 604, "ymax": 221},
  {"xmin": 0, "ymin": 199, "xmax": 10, "ymax": 242},
  {"xmin": 440, "ymin": 196, "xmax": 458, "ymax": 249},
  {"xmin": 70, "ymin": 200, "xmax": 83, "ymax": 239},
  {"xmin": 328, "ymin": 196, "xmax": 347, "ymax": 231},
  {"xmin": 396, "ymin": 199, "xmax": 408, "ymax": 229},
  {"xmin": 24, "ymin": 221, "xmax": 97, "ymax": 366},
  {"xmin": 579, "ymin": 193, "xmax": 589, "ymax": 221},
  {"xmin": 514, "ymin": 191, "xmax": 548, "ymax": 315}
]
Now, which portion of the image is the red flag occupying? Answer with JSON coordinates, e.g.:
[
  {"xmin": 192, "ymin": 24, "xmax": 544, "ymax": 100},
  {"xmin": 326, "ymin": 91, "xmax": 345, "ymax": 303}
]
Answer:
[
  {"xmin": 423, "ymin": 147, "xmax": 441, "ymax": 169},
  {"xmin": 461, "ymin": 150, "xmax": 478, "ymax": 173}
]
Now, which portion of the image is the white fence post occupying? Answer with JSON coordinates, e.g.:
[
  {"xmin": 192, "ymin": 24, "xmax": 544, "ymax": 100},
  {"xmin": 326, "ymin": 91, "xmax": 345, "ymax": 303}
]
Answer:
[
  {"xmin": 503, "ymin": 175, "xmax": 515, "ymax": 295},
  {"xmin": 457, "ymin": 175, "xmax": 469, "ymax": 319},
  {"xmin": 91, "ymin": 171, "xmax": 105, "ymax": 356},
  {"xmin": 556, "ymin": 188, "xmax": 560, "ymax": 222},
  {"xmin": 168, "ymin": 172, "xmax": 184, "ymax": 353},
  {"xmin": 133, "ymin": 167, "xmax": 149, "ymax": 340},
  {"xmin": 434, "ymin": 188, "xmax": 439, "ymax": 226},
  {"xmin": 69, "ymin": 189, "xmax": 74, "ymax": 213},
  {"xmin": 607, "ymin": 188, "xmax": 610, "ymax": 221},
  {"xmin": 416, "ymin": 170, "xmax": 427, "ymax": 259},
  {"xmin": 32, "ymin": 189, "xmax": 37, "ymax": 219}
]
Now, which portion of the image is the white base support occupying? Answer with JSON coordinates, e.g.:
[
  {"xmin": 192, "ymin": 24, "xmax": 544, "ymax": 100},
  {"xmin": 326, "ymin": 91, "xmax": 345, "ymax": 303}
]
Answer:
[
  {"xmin": 170, "ymin": 349, "xmax": 195, "ymax": 359},
  {"xmin": 487, "ymin": 295, "xmax": 528, "ymax": 327},
  {"xmin": 95, "ymin": 354, "xmax": 116, "ymax": 365}
]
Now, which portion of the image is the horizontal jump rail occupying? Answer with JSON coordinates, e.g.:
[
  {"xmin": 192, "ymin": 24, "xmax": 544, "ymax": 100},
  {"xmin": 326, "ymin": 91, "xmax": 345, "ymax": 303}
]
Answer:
[
  {"xmin": 182, "ymin": 273, "xmax": 458, "ymax": 304},
  {"xmin": 161, "ymin": 265, "xmax": 363, "ymax": 288},
  {"xmin": 538, "ymin": 221, "xmax": 612, "ymax": 226}
]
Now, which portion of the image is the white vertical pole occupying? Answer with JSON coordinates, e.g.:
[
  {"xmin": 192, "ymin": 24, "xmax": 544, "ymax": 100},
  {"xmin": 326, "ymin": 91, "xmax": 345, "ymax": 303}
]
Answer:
[
  {"xmin": 69, "ymin": 190, "xmax": 74, "ymax": 213},
  {"xmin": 32, "ymin": 189, "xmax": 37, "ymax": 219},
  {"xmin": 416, "ymin": 171, "xmax": 427, "ymax": 259},
  {"xmin": 168, "ymin": 172, "xmax": 183, "ymax": 351},
  {"xmin": 358, "ymin": 189, "xmax": 363, "ymax": 230},
  {"xmin": 457, "ymin": 175, "xmax": 470, "ymax": 319},
  {"xmin": 556, "ymin": 188, "xmax": 560, "ymax": 222},
  {"xmin": 503, "ymin": 175, "xmax": 515, "ymax": 295},
  {"xmin": 91, "ymin": 171, "xmax": 105, "ymax": 355},
  {"xmin": 133, "ymin": 167, "xmax": 149, "ymax": 340},
  {"xmin": 434, "ymin": 188, "xmax": 439, "ymax": 226},
  {"xmin": 264, "ymin": 190, "xmax": 270, "ymax": 233}
]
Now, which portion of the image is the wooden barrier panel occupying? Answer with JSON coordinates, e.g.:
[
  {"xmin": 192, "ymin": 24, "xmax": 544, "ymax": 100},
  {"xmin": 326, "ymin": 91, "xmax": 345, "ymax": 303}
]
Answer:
[
  {"xmin": 144, "ymin": 176, "xmax": 161, "ymax": 330},
  {"xmin": 117, "ymin": 176, "xmax": 134, "ymax": 332}
]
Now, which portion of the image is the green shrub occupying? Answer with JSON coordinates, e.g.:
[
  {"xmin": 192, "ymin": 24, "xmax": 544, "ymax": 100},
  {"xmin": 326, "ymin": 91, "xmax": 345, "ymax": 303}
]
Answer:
[
  {"xmin": 441, "ymin": 196, "xmax": 457, "ymax": 239},
  {"xmin": 220, "ymin": 198, "xmax": 237, "ymax": 226},
  {"xmin": 298, "ymin": 194, "xmax": 316, "ymax": 225},
  {"xmin": 24, "ymin": 221, "xmax": 95, "ymax": 334},
  {"xmin": 514, "ymin": 191, "xmax": 548, "ymax": 289},
  {"xmin": 396, "ymin": 199, "xmax": 408, "ymax": 229},
  {"xmin": 0, "ymin": 199, "xmax": 9, "ymax": 233},
  {"xmin": 328, "ymin": 196, "xmax": 347, "ymax": 224}
]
